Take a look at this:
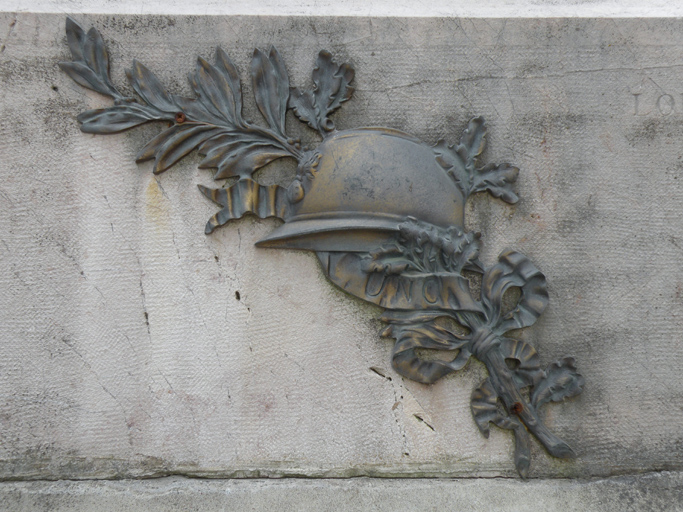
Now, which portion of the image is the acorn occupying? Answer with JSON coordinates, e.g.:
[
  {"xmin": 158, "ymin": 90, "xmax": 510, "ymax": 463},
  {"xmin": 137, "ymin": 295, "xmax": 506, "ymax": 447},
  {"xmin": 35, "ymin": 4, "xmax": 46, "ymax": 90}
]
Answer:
[{"xmin": 287, "ymin": 179, "xmax": 305, "ymax": 203}]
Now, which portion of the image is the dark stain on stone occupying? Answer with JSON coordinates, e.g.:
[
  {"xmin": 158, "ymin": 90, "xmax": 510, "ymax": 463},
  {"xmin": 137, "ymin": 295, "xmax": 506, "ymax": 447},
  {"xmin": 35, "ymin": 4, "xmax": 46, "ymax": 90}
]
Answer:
[{"xmin": 625, "ymin": 118, "xmax": 683, "ymax": 146}]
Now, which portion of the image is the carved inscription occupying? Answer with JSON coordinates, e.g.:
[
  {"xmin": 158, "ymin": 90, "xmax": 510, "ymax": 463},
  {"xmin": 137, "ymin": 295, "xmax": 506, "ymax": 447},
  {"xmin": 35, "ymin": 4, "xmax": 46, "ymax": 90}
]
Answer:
[{"xmin": 633, "ymin": 92, "xmax": 682, "ymax": 116}]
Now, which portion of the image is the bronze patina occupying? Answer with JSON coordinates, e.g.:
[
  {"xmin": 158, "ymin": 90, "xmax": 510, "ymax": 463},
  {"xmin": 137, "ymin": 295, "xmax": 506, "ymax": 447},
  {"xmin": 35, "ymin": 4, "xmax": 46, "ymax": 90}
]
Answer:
[{"xmin": 60, "ymin": 17, "xmax": 584, "ymax": 477}]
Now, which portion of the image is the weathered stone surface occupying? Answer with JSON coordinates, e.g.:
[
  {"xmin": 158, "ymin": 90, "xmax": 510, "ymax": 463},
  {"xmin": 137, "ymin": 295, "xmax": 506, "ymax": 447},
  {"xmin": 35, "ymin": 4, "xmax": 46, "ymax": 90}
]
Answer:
[
  {"xmin": 1, "ymin": 13, "xmax": 683, "ymax": 480},
  {"xmin": 1, "ymin": 472, "xmax": 682, "ymax": 511},
  {"xmin": 4, "ymin": 0, "xmax": 683, "ymax": 17}
]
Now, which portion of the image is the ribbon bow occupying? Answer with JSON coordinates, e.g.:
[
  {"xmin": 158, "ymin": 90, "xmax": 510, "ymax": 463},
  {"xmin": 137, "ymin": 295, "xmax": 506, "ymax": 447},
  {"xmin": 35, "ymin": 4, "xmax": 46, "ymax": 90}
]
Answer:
[{"xmin": 381, "ymin": 250, "xmax": 584, "ymax": 477}]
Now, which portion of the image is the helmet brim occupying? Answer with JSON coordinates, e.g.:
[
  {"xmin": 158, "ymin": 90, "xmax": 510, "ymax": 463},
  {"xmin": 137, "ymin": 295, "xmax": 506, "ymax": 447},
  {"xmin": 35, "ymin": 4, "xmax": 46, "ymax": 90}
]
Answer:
[{"xmin": 255, "ymin": 213, "xmax": 405, "ymax": 252}]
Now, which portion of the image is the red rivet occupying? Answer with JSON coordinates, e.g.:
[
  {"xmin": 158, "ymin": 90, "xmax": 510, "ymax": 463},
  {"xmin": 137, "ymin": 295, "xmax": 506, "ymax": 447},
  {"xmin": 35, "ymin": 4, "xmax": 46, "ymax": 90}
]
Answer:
[
  {"xmin": 175, "ymin": 112, "xmax": 186, "ymax": 124},
  {"xmin": 511, "ymin": 402, "xmax": 523, "ymax": 415}
]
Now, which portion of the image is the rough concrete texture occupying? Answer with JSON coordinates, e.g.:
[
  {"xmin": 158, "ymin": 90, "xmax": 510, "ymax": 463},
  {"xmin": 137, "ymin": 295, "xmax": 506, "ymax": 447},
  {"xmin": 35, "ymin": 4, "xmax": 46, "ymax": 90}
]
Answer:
[
  {"xmin": 1, "ymin": 13, "xmax": 683, "ymax": 482},
  {"xmin": 0, "ymin": 472, "xmax": 681, "ymax": 511}
]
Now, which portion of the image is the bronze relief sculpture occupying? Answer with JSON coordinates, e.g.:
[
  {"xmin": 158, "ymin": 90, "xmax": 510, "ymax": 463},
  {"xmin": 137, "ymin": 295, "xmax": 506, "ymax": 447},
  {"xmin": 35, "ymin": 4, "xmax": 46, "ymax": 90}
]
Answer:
[{"xmin": 60, "ymin": 17, "xmax": 584, "ymax": 477}]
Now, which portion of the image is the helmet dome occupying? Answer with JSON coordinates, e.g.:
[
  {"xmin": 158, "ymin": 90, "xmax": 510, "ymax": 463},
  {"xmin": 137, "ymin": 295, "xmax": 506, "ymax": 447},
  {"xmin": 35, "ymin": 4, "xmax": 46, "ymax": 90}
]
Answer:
[{"xmin": 256, "ymin": 128, "xmax": 465, "ymax": 252}]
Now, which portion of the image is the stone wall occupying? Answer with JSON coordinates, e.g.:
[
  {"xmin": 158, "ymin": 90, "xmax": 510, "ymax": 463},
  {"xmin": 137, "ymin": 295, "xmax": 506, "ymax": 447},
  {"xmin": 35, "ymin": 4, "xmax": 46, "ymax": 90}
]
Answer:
[{"xmin": 0, "ymin": 9, "xmax": 682, "ymax": 509}]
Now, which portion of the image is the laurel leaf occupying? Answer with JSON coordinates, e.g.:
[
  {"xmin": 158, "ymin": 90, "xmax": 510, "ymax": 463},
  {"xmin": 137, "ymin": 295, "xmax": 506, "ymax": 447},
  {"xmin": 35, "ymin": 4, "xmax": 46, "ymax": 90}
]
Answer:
[
  {"xmin": 197, "ymin": 132, "xmax": 248, "ymax": 155},
  {"xmin": 251, "ymin": 47, "xmax": 289, "ymax": 136},
  {"xmin": 194, "ymin": 56, "xmax": 239, "ymax": 126},
  {"xmin": 212, "ymin": 144, "xmax": 291, "ymax": 180},
  {"xmin": 215, "ymin": 47, "xmax": 244, "ymax": 124},
  {"xmin": 171, "ymin": 95, "xmax": 222, "ymax": 126},
  {"xmin": 60, "ymin": 18, "xmax": 120, "ymax": 98},
  {"xmin": 198, "ymin": 139, "xmax": 271, "ymax": 169},
  {"xmin": 83, "ymin": 27, "xmax": 111, "ymax": 86},
  {"xmin": 268, "ymin": 47, "xmax": 289, "ymax": 134},
  {"xmin": 134, "ymin": 125, "xmax": 181, "ymax": 162},
  {"xmin": 152, "ymin": 125, "xmax": 221, "ymax": 174},
  {"xmin": 78, "ymin": 105, "xmax": 159, "ymax": 133},
  {"xmin": 58, "ymin": 62, "xmax": 110, "ymax": 96},
  {"xmin": 65, "ymin": 17, "xmax": 86, "ymax": 62},
  {"xmin": 127, "ymin": 60, "xmax": 176, "ymax": 113}
]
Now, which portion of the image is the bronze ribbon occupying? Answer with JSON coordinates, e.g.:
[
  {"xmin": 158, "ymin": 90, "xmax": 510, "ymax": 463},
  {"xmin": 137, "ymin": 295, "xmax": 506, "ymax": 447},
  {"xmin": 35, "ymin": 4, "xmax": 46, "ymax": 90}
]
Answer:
[{"xmin": 199, "ymin": 179, "xmax": 290, "ymax": 234}]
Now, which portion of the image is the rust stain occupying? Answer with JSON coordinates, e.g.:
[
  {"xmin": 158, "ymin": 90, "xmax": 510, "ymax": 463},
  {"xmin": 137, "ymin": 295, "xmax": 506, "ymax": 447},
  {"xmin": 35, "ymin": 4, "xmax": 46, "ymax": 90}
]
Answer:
[{"xmin": 145, "ymin": 178, "xmax": 170, "ymax": 232}]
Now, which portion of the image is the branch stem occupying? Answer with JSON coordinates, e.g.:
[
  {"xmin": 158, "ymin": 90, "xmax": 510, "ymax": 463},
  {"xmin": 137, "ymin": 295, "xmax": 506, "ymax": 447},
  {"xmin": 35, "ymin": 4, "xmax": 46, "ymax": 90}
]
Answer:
[{"xmin": 483, "ymin": 344, "xmax": 575, "ymax": 459}]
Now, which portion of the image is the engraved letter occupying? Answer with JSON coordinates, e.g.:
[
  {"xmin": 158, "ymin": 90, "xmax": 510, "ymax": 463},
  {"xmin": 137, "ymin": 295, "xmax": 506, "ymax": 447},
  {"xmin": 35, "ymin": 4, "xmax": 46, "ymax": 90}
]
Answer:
[
  {"xmin": 632, "ymin": 93, "xmax": 649, "ymax": 116},
  {"xmin": 423, "ymin": 276, "xmax": 440, "ymax": 304},
  {"xmin": 657, "ymin": 94, "xmax": 675, "ymax": 116}
]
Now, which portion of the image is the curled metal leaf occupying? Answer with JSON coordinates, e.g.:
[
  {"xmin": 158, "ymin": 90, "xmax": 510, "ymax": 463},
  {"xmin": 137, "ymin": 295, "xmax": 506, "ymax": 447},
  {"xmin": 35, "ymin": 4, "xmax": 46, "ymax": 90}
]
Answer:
[
  {"xmin": 360, "ymin": 226, "xmax": 480, "ymax": 276},
  {"xmin": 361, "ymin": 244, "xmax": 418, "ymax": 275},
  {"xmin": 434, "ymin": 117, "xmax": 487, "ymax": 196},
  {"xmin": 321, "ymin": 58, "xmax": 354, "ymax": 114},
  {"xmin": 433, "ymin": 139, "xmax": 468, "ymax": 195},
  {"xmin": 288, "ymin": 88, "xmax": 318, "ymax": 131},
  {"xmin": 471, "ymin": 162, "xmax": 519, "ymax": 204},
  {"xmin": 290, "ymin": 50, "xmax": 355, "ymax": 135},
  {"xmin": 433, "ymin": 117, "xmax": 518, "ymax": 203},
  {"xmin": 531, "ymin": 357, "xmax": 585, "ymax": 408}
]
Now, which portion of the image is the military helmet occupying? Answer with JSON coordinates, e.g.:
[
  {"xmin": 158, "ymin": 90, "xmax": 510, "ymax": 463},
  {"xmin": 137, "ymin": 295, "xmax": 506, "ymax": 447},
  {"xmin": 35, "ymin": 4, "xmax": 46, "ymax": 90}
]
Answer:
[{"xmin": 256, "ymin": 128, "xmax": 465, "ymax": 252}]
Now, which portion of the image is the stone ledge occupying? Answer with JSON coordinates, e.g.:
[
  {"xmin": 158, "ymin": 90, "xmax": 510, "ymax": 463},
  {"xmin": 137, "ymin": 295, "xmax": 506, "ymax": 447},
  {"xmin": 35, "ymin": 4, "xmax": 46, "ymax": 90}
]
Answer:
[
  {"xmin": 2, "ymin": 0, "xmax": 683, "ymax": 17},
  {"xmin": 1, "ymin": 472, "xmax": 681, "ymax": 511}
]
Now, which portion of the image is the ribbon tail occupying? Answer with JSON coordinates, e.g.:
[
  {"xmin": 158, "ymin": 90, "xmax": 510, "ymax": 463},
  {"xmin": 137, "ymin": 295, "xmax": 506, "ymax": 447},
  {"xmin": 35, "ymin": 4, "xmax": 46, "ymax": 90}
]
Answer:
[{"xmin": 199, "ymin": 179, "xmax": 290, "ymax": 234}]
